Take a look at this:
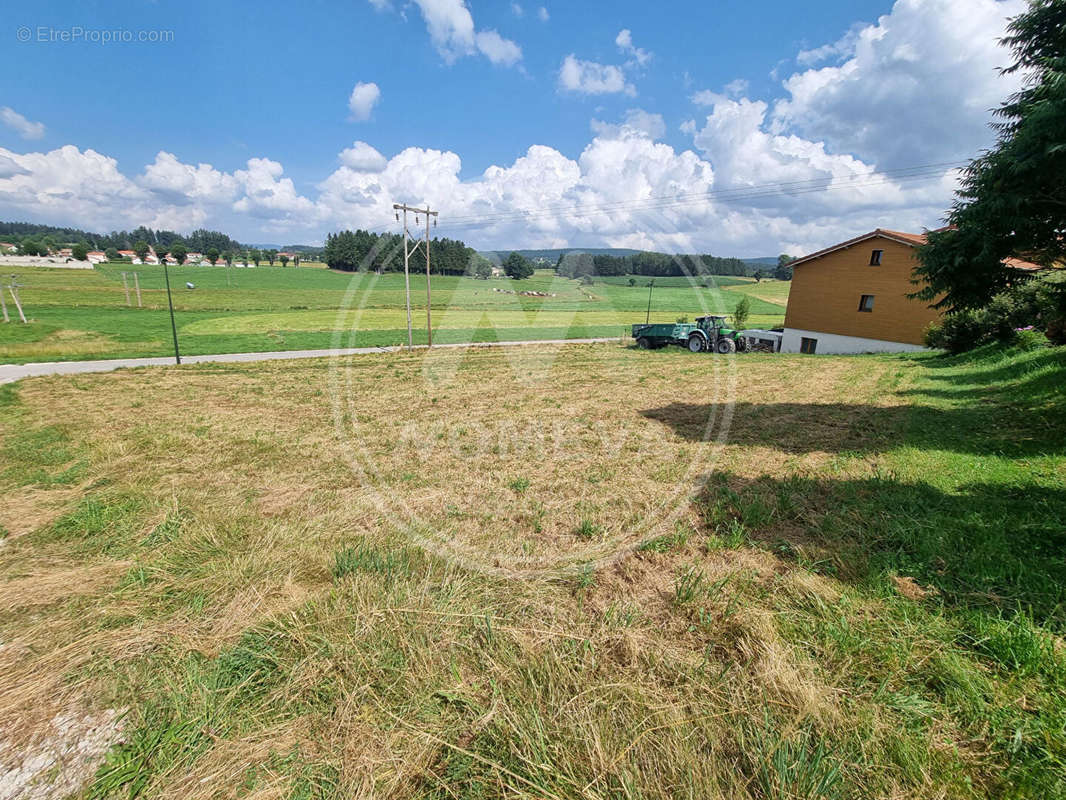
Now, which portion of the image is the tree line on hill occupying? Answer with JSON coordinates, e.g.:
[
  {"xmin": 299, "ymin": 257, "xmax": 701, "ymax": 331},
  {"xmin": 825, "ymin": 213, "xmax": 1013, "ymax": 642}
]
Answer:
[
  {"xmin": 323, "ymin": 229, "xmax": 492, "ymax": 275},
  {"xmin": 0, "ymin": 222, "xmax": 244, "ymax": 255},
  {"xmin": 556, "ymin": 251, "xmax": 795, "ymax": 280}
]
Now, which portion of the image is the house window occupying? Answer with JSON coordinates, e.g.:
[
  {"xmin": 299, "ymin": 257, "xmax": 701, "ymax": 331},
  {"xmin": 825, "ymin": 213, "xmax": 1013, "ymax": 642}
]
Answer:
[
  {"xmin": 800, "ymin": 337, "xmax": 818, "ymax": 354},
  {"xmin": 870, "ymin": 249, "xmax": 883, "ymax": 265},
  {"xmin": 858, "ymin": 294, "xmax": 875, "ymax": 312}
]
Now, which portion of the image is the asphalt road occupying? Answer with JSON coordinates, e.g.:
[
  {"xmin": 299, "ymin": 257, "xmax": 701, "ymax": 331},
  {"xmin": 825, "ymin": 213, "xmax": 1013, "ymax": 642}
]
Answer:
[{"xmin": 0, "ymin": 338, "xmax": 622, "ymax": 385}]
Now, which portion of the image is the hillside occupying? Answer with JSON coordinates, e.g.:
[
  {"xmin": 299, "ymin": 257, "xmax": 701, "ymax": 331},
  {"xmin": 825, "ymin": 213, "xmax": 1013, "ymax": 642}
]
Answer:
[
  {"xmin": 0, "ymin": 342, "xmax": 1062, "ymax": 798},
  {"xmin": 480, "ymin": 248, "xmax": 780, "ymax": 268},
  {"xmin": 0, "ymin": 266, "xmax": 787, "ymax": 363}
]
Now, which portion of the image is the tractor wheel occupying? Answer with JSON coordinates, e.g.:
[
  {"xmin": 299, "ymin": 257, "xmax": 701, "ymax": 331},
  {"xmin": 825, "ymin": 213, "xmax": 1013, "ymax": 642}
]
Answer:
[
  {"xmin": 636, "ymin": 337, "xmax": 651, "ymax": 350},
  {"xmin": 687, "ymin": 335, "xmax": 704, "ymax": 353},
  {"xmin": 715, "ymin": 337, "xmax": 737, "ymax": 354}
]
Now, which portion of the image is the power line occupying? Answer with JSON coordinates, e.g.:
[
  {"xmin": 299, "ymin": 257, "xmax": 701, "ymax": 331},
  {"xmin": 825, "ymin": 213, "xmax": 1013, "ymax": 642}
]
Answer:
[{"xmin": 437, "ymin": 161, "xmax": 966, "ymax": 232}]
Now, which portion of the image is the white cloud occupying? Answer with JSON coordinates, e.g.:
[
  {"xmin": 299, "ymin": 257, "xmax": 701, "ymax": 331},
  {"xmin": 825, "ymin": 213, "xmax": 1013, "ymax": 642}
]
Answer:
[
  {"xmin": 475, "ymin": 30, "xmax": 522, "ymax": 66},
  {"xmin": 0, "ymin": 107, "xmax": 46, "ymax": 140},
  {"xmin": 796, "ymin": 25, "xmax": 864, "ymax": 66},
  {"xmin": 0, "ymin": 0, "xmax": 1027, "ymax": 256},
  {"xmin": 140, "ymin": 151, "xmax": 239, "ymax": 203},
  {"xmin": 724, "ymin": 78, "xmax": 749, "ymax": 97},
  {"xmin": 591, "ymin": 108, "xmax": 666, "ymax": 140},
  {"xmin": 616, "ymin": 29, "xmax": 652, "ymax": 66},
  {"xmin": 387, "ymin": 0, "xmax": 522, "ymax": 67},
  {"xmin": 537, "ymin": 6, "xmax": 549, "ymax": 21},
  {"xmin": 339, "ymin": 141, "xmax": 388, "ymax": 172},
  {"xmin": 510, "ymin": 2, "xmax": 523, "ymax": 17},
  {"xmin": 233, "ymin": 158, "xmax": 319, "ymax": 226},
  {"xmin": 772, "ymin": 0, "xmax": 1026, "ymax": 169},
  {"xmin": 559, "ymin": 55, "xmax": 635, "ymax": 96},
  {"xmin": 0, "ymin": 145, "xmax": 189, "ymax": 231},
  {"xmin": 348, "ymin": 82, "xmax": 381, "ymax": 122}
]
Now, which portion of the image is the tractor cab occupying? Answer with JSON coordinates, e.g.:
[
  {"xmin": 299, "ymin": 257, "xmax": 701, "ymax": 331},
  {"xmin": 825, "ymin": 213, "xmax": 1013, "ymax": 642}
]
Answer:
[
  {"xmin": 691, "ymin": 315, "xmax": 741, "ymax": 353},
  {"xmin": 696, "ymin": 315, "xmax": 728, "ymax": 334}
]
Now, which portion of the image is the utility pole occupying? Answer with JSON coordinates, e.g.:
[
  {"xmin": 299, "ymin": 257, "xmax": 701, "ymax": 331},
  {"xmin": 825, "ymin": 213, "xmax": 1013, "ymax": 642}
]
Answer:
[
  {"xmin": 645, "ymin": 279, "xmax": 655, "ymax": 324},
  {"xmin": 392, "ymin": 202, "xmax": 438, "ymax": 349},
  {"xmin": 162, "ymin": 261, "xmax": 181, "ymax": 364}
]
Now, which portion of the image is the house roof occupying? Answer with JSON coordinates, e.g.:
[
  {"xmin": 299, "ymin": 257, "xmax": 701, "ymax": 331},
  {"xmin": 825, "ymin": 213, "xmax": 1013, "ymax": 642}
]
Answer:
[
  {"xmin": 791, "ymin": 227, "xmax": 1044, "ymax": 272},
  {"xmin": 789, "ymin": 229, "xmax": 928, "ymax": 268}
]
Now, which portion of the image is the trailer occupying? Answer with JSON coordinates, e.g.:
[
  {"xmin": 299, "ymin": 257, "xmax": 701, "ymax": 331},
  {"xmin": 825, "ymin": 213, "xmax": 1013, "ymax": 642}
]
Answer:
[
  {"xmin": 632, "ymin": 316, "xmax": 742, "ymax": 353},
  {"xmin": 631, "ymin": 321, "xmax": 697, "ymax": 350}
]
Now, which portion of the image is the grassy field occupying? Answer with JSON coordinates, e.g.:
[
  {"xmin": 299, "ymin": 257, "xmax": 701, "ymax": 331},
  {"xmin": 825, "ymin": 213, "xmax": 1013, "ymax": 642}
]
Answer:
[
  {"xmin": 0, "ymin": 340, "xmax": 1063, "ymax": 798},
  {"xmin": 0, "ymin": 265, "xmax": 787, "ymax": 363}
]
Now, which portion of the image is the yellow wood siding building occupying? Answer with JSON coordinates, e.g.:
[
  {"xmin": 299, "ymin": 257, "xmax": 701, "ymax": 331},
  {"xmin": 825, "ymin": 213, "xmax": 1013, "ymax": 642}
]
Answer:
[{"xmin": 781, "ymin": 229, "xmax": 941, "ymax": 354}]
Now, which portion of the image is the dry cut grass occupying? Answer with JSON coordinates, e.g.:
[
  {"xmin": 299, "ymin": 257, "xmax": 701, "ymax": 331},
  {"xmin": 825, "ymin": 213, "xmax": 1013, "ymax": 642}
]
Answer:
[{"xmin": 0, "ymin": 342, "xmax": 1061, "ymax": 799}]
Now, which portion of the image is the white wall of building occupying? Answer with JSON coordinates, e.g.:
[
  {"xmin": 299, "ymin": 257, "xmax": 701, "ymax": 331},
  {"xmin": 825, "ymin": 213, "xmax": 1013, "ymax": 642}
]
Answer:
[{"xmin": 781, "ymin": 328, "xmax": 927, "ymax": 355}]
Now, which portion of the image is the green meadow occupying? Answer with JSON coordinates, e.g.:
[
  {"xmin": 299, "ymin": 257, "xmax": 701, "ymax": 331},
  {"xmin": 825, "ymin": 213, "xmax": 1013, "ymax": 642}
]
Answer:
[{"xmin": 0, "ymin": 265, "xmax": 786, "ymax": 362}]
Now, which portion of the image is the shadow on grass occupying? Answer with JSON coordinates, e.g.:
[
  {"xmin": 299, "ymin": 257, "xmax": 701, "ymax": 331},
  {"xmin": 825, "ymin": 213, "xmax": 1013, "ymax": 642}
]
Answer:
[
  {"xmin": 643, "ymin": 345, "xmax": 1066, "ymax": 457},
  {"xmin": 642, "ymin": 399, "xmax": 1062, "ymax": 457},
  {"xmin": 695, "ymin": 470, "xmax": 1066, "ymax": 631}
]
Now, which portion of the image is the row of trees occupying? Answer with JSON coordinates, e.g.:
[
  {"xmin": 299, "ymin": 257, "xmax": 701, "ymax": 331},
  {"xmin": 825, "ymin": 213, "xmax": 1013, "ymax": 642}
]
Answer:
[
  {"xmin": 0, "ymin": 222, "xmax": 244, "ymax": 255},
  {"xmin": 322, "ymin": 229, "xmax": 490, "ymax": 275},
  {"xmin": 556, "ymin": 251, "xmax": 757, "ymax": 279}
]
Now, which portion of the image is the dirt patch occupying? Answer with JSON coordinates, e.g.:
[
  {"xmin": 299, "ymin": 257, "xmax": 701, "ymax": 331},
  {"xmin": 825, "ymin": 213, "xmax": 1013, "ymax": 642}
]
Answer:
[
  {"xmin": 892, "ymin": 575, "xmax": 936, "ymax": 601},
  {"xmin": 0, "ymin": 708, "xmax": 124, "ymax": 800},
  {"xmin": 0, "ymin": 487, "xmax": 82, "ymax": 539}
]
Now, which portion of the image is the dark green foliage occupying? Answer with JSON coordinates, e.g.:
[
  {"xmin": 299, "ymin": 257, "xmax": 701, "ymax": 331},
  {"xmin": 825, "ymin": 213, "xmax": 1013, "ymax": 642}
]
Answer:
[
  {"xmin": 323, "ymin": 228, "xmax": 478, "ymax": 275},
  {"xmin": 18, "ymin": 237, "xmax": 46, "ymax": 256},
  {"xmin": 774, "ymin": 254, "xmax": 795, "ymax": 280},
  {"xmin": 0, "ymin": 221, "xmax": 242, "ymax": 253},
  {"xmin": 72, "ymin": 243, "xmax": 89, "ymax": 261},
  {"xmin": 502, "ymin": 251, "xmax": 534, "ymax": 280},
  {"xmin": 557, "ymin": 249, "xmax": 756, "ymax": 279},
  {"xmin": 168, "ymin": 243, "xmax": 187, "ymax": 265},
  {"xmin": 914, "ymin": 1, "xmax": 1066, "ymax": 310},
  {"xmin": 732, "ymin": 295, "xmax": 751, "ymax": 330},
  {"xmin": 923, "ymin": 274, "xmax": 1066, "ymax": 352}
]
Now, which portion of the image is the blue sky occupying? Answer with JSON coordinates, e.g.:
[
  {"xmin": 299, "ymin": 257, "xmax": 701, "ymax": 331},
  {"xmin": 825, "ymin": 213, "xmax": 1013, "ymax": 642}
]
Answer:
[{"xmin": 0, "ymin": 0, "xmax": 1025, "ymax": 254}]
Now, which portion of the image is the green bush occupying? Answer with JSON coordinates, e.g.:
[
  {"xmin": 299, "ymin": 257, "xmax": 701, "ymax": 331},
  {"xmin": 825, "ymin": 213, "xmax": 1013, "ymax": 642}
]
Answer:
[
  {"xmin": 924, "ymin": 274, "xmax": 1066, "ymax": 353},
  {"xmin": 924, "ymin": 311, "xmax": 989, "ymax": 353},
  {"xmin": 1013, "ymin": 328, "xmax": 1049, "ymax": 351}
]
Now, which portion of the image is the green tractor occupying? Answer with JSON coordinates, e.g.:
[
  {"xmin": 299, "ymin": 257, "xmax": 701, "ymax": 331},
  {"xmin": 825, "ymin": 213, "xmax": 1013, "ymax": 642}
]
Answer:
[
  {"xmin": 684, "ymin": 315, "xmax": 742, "ymax": 353},
  {"xmin": 630, "ymin": 315, "xmax": 743, "ymax": 353}
]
